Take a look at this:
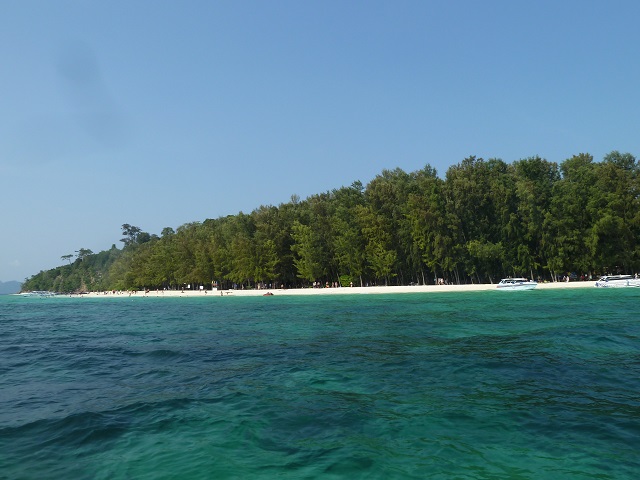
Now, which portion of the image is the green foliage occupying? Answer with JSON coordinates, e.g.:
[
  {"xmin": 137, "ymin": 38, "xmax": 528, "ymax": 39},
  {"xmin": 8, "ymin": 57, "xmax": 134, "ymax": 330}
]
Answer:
[
  {"xmin": 22, "ymin": 151, "xmax": 640, "ymax": 292},
  {"xmin": 23, "ymin": 246, "xmax": 122, "ymax": 293},
  {"xmin": 291, "ymin": 221, "xmax": 325, "ymax": 282}
]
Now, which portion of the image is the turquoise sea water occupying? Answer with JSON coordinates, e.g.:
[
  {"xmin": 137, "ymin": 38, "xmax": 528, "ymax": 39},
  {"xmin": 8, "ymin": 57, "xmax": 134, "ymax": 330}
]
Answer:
[{"xmin": 1, "ymin": 289, "xmax": 639, "ymax": 479}]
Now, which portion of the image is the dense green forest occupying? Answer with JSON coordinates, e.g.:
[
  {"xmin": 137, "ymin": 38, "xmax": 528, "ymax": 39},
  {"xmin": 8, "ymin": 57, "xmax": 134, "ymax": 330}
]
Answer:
[{"xmin": 22, "ymin": 152, "xmax": 640, "ymax": 292}]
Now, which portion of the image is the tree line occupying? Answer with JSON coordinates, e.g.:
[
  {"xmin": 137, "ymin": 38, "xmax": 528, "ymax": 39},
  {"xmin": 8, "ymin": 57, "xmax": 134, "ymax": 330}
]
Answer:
[{"xmin": 22, "ymin": 151, "xmax": 640, "ymax": 292}]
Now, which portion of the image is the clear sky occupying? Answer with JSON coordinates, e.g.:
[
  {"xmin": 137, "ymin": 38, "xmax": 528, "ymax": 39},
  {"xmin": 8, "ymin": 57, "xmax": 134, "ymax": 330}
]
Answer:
[{"xmin": 2, "ymin": 0, "xmax": 639, "ymax": 282}]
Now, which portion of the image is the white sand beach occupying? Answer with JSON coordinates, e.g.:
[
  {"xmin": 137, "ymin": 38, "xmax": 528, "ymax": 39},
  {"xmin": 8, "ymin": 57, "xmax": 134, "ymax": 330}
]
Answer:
[{"xmin": 80, "ymin": 281, "xmax": 597, "ymax": 298}]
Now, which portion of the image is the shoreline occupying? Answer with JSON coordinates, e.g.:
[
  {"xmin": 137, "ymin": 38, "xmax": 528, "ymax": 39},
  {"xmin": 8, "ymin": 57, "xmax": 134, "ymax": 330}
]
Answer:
[{"xmin": 73, "ymin": 281, "xmax": 597, "ymax": 298}]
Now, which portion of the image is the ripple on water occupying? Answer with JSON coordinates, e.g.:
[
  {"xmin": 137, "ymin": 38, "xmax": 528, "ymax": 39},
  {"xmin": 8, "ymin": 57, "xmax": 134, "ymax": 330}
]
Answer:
[{"xmin": 1, "ymin": 291, "xmax": 640, "ymax": 478}]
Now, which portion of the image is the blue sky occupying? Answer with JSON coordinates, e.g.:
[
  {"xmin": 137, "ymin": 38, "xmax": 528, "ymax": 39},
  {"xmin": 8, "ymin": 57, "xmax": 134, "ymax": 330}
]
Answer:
[{"xmin": 2, "ymin": 0, "xmax": 639, "ymax": 282}]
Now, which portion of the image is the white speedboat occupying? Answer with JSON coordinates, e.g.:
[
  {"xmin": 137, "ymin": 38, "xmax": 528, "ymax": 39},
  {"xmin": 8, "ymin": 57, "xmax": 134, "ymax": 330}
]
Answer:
[
  {"xmin": 594, "ymin": 275, "xmax": 640, "ymax": 288},
  {"xmin": 496, "ymin": 278, "xmax": 537, "ymax": 290},
  {"xmin": 16, "ymin": 290, "xmax": 57, "ymax": 297}
]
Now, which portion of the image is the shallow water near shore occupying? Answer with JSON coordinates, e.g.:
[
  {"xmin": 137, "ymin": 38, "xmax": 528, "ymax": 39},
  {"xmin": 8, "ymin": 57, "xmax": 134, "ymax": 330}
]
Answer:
[{"xmin": 1, "ymin": 289, "xmax": 639, "ymax": 479}]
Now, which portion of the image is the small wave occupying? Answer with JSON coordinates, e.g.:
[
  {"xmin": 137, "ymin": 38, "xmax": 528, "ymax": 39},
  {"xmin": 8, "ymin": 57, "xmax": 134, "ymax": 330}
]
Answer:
[{"xmin": 0, "ymin": 410, "xmax": 129, "ymax": 456}]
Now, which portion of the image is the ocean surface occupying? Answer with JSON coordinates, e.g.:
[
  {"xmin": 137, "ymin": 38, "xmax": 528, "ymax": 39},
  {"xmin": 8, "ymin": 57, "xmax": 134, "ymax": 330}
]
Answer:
[{"xmin": 1, "ymin": 289, "xmax": 639, "ymax": 479}]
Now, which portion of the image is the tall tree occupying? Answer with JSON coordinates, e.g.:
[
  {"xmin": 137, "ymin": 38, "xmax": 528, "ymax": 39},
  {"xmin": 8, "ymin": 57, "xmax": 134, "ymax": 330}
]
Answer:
[
  {"xmin": 75, "ymin": 248, "xmax": 94, "ymax": 261},
  {"xmin": 331, "ymin": 182, "xmax": 367, "ymax": 286},
  {"xmin": 355, "ymin": 204, "xmax": 397, "ymax": 285},
  {"xmin": 407, "ymin": 165, "xmax": 447, "ymax": 283},
  {"xmin": 120, "ymin": 224, "xmax": 142, "ymax": 247},
  {"xmin": 290, "ymin": 220, "xmax": 325, "ymax": 283},
  {"xmin": 543, "ymin": 153, "xmax": 596, "ymax": 278},
  {"xmin": 512, "ymin": 156, "xmax": 560, "ymax": 279},
  {"xmin": 587, "ymin": 151, "xmax": 640, "ymax": 272}
]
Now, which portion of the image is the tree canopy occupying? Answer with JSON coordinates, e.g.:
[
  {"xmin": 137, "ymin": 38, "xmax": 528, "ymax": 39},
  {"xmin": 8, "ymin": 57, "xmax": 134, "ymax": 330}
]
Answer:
[{"xmin": 22, "ymin": 151, "xmax": 640, "ymax": 292}]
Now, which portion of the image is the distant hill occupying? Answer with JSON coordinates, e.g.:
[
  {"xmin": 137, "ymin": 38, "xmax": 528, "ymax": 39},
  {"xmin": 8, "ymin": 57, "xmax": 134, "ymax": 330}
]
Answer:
[{"xmin": 0, "ymin": 281, "xmax": 21, "ymax": 295}]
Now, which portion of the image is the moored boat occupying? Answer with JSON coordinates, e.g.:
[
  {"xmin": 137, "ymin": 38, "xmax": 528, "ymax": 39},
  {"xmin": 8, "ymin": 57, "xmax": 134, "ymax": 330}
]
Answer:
[
  {"xmin": 594, "ymin": 275, "xmax": 640, "ymax": 288},
  {"xmin": 496, "ymin": 278, "xmax": 537, "ymax": 290},
  {"xmin": 16, "ymin": 290, "xmax": 57, "ymax": 297}
]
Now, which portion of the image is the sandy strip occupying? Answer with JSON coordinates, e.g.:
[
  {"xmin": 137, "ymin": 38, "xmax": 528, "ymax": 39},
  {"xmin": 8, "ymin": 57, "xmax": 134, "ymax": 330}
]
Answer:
[{"xmin": 78, "ymin": 281, "xmax": 597, "ymax": 298}]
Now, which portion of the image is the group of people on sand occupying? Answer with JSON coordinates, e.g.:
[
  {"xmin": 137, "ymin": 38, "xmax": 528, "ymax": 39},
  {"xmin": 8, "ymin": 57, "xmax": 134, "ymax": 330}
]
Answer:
[
  {"xmin": 561, "ymin": 273, "xmax": 593, "ymax": 282},
  {"xmin": 312, "ymin": 281, "xmax": 341, "ymax": 288}
]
